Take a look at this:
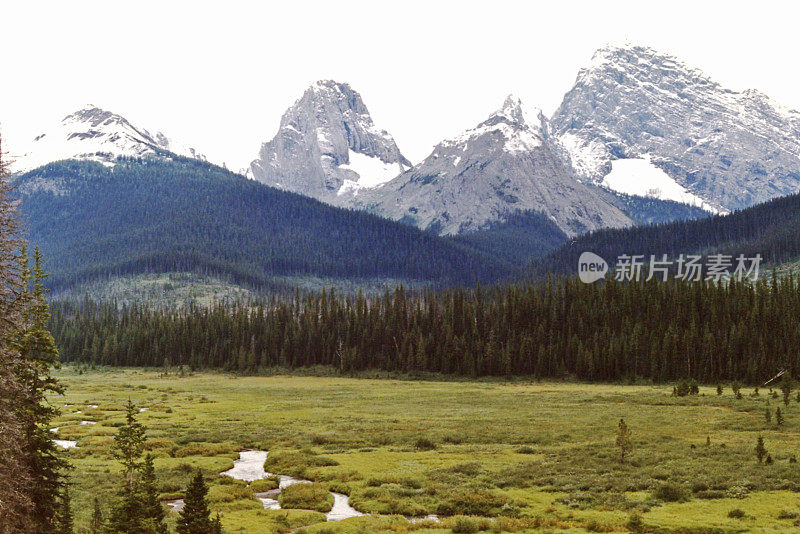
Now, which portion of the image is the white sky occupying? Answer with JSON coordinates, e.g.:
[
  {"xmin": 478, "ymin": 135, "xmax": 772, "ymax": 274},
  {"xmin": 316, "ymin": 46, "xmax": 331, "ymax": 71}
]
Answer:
[{"xmin": 1, "ymin": 0, "xmax": 799, "ymax": 171}]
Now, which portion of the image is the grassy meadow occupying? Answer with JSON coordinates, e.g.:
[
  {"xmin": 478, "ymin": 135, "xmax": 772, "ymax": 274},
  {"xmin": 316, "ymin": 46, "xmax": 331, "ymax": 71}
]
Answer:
[{"xmin": 52, "ymin": 368, "xmax": 800, "ymax": 533}]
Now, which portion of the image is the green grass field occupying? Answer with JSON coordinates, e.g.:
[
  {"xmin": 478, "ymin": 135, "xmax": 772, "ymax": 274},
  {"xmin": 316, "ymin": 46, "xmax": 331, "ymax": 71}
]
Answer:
[{"xmin": 52, "ymin": 369, "xmax": 800, "ymax": 533}]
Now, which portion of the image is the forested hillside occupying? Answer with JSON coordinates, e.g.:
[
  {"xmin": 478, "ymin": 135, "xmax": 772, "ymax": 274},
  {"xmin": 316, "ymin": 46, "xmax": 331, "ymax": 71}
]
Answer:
[
  {"xmin": 51, "ymin": 275, "xmax": 800, "ymax": 383},
  {"xmin": 16, "ymin": 156, "xmax": 513, "ymax": 291},
  {"xmin": 528, "ymin": 192, "xmax": 800, "ymax": 278}
]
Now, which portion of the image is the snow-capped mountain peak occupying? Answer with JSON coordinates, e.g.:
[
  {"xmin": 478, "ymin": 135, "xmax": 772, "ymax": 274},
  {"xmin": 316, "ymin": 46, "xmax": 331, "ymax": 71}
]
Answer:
[
  {"xmin": 442, "ymin": 95, "xmax": 543, "ymax": 154},
  {"xmin": 10, "ymin": 105, "xmax": 204, "ymax": 174},
  {"xmin": 250, "ymin": 80, "xmax": 410, "ymax": 203}
]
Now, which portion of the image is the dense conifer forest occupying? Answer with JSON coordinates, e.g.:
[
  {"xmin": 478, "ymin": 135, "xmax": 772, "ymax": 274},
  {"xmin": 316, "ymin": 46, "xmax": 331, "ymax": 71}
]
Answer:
[
  {"xmin": 16, "ymin": 157, "xmax": 511, "ymax": 291},
  {"xmin": 529, "ymin": 192, "xmax": 800, "ymax": 279},
  {"xmin": 50, "ymin": 274, "xmax": 800, "ymax": 383}
]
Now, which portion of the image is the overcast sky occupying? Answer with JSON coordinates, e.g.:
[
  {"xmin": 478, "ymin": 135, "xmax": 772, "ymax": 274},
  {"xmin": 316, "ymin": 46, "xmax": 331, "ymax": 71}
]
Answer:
[{"xmin": 1, "ymin": 0, "xmax": 798, "ymax": 170}]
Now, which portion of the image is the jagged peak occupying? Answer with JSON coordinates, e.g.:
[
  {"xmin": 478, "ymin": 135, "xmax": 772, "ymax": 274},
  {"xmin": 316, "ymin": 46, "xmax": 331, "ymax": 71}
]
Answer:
[
  {"xmin": 485, "ymin": 94, "xmax": 543, "ymax": 131},
  {"xmin": 439, "ymin": 95, "xmax": 543, "ymax": 153}
]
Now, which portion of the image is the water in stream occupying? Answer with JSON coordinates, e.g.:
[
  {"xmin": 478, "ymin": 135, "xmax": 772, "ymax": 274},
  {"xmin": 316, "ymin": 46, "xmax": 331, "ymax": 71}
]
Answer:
[{"xmin": 221, "ymin": 450, "xmax": 363, "ymax": 522}]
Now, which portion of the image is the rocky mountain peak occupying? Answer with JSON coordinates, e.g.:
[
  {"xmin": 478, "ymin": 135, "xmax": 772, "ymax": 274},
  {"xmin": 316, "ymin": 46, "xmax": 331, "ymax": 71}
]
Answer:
[
  {"xmin": 551, "ymin": 43, "xmax": 800, "ymax": 212},
  {"xmin": 354, "ymin": 95, "xmax": 631, "ymax": 236},
  {"xmin": 250, "ymin": 80, "xmax": 410, "ymax": 203}
]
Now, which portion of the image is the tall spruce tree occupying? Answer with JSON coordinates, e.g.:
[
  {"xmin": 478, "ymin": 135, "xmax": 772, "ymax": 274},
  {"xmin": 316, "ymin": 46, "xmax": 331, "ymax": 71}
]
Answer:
[
  {"xmin": 140, "ymin": 454, "xmax": 168, "ymax": 534},
  {"xmin": 0, "ymin": 133, "xmax": 35, "ymax": 533},
  {"xmin": 90, "ymin": 498, "xmax": 104, "ymax": 534},
  {"xmin": 781, "ymin": 374, "xmax": 793, "ymax": 407},
  {"xmin": 177, "ymin": 470, "xmax": 213, "ymax": 534},
  {"xmin": 14, "ymin": 245, "xmax": 69, "ymax": 533},
  {"xmin": 108, "ymin": 401, "xmax": 156, "ymax": 534},
  {"xmin": 53, "ymin": 488, "xmax": 74, "ymax": 534},
  {"xmin": 112, "ymin": 400, "xmax": 146, "ymax": 488}
]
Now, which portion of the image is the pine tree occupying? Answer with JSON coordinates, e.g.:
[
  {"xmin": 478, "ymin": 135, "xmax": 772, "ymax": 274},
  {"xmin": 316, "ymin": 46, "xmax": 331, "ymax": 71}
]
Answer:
[
  {"xmin": 755, "ymin": 436, "xmax": 767, "ymax": 463},
  {"xmin": 107, "ymin": 401, "xmax": 151, "ymax": 534},
  {"xmin": 112, "ymin": 400, "xmax": 146, "ymax": 489},
  {"xmin": 107, "ymin": 483, "xmax": 147, "ymax": 534},
  {"xmin": 177, "ymin": 470, "xmax": 213, "ymax": 534},
  {"xmin": 776, "ymin": 407, "xmax": 784, "ymax": 426},
  {"xmin": 90, "ymin": 498, "xmax": 104, "ymax": 534},
  {"xmin": 781, "ymin": 374, "xmax": 793, "ymax": 407},
  {"xmin": 0, "ymin": 135, "xmax": 35, "ymax": 533},
  {"xmin": 616, "ymin": 418, "xmax": 633, "ymax": 463},
  {"xmin": 140, "ymin": 454, "xmax": 168, "ymax": 534},
  {"xmin": 14, "ymin": 245, "xmax": 69, "ymax": 533},
  {"xmin": 212, "ymin": 513, "xmax": 224, "ymax": 534},
  {"xmin": 53, "ymin": 488, "xmax": 74, "ymax": 534},
  {"xmin": 765, "ymin": 407, "xmax": 772, "ymax": 424}
]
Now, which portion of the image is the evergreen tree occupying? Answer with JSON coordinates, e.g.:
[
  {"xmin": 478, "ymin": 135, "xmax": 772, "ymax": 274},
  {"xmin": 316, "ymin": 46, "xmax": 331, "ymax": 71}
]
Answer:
[
  {"xmin": 112, "ymin": 400, "xmax": 146, "ymax": 488},
  {"xmin": 211, "ymin": 513, "xmax": 224, "ymax": 534},
  {"xmin": 90, "ymin": 498, "xmax": 104, "ymax": 534},
  {"xmin": 107, "ymin": 402, "xmax": 154, "ymax": 534},
  {"xmin": 781, "ymin": 374, "xmax": 793, "ymax": 407},
  {"xmin": 177, "ymin": 470, "xmax": 213, "ymax": 534},
  {"xmin": 765, "ymin": 408, "xmax": 772, "ymax": 424},
  {"xmin": 755, "ymin": 436, "xmax": 767, "ymax": 463},
  {"xmin": 53, "ymin": 488, "xmax": 74, "ymax": 534},
  {"xmin": 14, "ymin": 245, "xmax": 69, "ymax": 533},
  {"xmin": 0, "ymin": 135, "xmax": 34, "ymax": 533},
  {"xmin": 107, "ymin": 483, "xmax": 148, "ymax": 534},
  {"xmin": 140, "ymin": 454, "xmax": 168, "ymax": 534},
  {"xmin": 776, "ymin": 407, "xmax": 784, "ymax": 426},
  {"xmin": 616, "ymin": 418, "xmax": 633, "ymax": 463}
]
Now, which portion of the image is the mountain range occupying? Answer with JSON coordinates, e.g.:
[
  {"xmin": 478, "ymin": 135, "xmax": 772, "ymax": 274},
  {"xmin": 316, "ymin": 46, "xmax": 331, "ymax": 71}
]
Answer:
[
  {"xmin": 7, "ymin": 43, "xmax": 800, "ymax": 297},
  {"xmin": 248, "ymin": 44, "xmax": 800, "ymax": 239}
]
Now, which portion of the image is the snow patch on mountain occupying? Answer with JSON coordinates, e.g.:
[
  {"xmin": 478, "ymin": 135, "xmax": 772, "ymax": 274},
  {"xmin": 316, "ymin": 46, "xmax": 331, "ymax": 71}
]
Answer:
[
  {"xmin": 10, "ymin": 105, "xmax": 204, "ymax": 174},
  {"xmin": 602, "ymin": 156, "xmax": 720, "ymax": 213},
  {"xmin": 337, "ymin": 150, "xmax": 408, "ymax": 196}
]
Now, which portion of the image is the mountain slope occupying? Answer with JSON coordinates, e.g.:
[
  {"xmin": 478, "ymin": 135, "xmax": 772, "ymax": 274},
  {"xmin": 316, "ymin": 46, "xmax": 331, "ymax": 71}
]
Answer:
[
  {"xmin": 528, "ymin": 191, "xmax": 800, "ymax": 279},
  {"xmin": 16, "ymin": 156, "xmax": 513, "ymax": 291},
  {"xmin": 355, "ymin": 96, "xmax": 633, "ymax": 236},
  {"xmin": 250, "ymin": 80, "xmax": 410, "ymax": 202},
  {"xmin": 551, "ymin": 44, "xmax": 800, "ymax": 212},
  {"xmin": 10, "ymin": 105, "xmax": 205, "ymax": 174}
]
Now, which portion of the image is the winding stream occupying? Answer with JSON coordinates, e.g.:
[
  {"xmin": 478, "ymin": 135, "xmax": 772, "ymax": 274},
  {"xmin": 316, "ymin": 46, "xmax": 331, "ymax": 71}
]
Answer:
[{"xmin": 221, "ymin": 450, "xmax": 363, "ymax": 522}]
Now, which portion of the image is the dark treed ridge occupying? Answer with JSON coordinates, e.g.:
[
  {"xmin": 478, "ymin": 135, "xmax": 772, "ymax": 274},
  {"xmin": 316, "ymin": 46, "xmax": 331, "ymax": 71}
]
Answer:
[
  {"xmin": 16, "ymin": 156, "xmax": 514, "ymax": 291},
  {"xmin": 527, "ymin": 192, "xmax": 800, "ymax": 279}
]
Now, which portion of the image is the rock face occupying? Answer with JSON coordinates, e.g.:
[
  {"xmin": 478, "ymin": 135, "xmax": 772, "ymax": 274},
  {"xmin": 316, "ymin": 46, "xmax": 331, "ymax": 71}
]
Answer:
[
  {"xmin": 250, "ymin": 80, "xmax": 411, "ymax": 203},
  {"xmin": 356, "ymin": 96, "xmax": 632, "ymax": 236},
  {"xmin": 550, "ymin": 44, "xmax": 800, "ymax": 212},
  {"xmin": 10, "ymin": 105, "xmax": 204, "ymax": 174}
]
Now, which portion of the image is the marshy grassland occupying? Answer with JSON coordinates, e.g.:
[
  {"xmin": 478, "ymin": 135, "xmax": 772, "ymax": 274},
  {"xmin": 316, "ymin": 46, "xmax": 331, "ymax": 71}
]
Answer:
[{"xmin": 53, "ymin": 368, "xmax": 800, "ymax": 533}]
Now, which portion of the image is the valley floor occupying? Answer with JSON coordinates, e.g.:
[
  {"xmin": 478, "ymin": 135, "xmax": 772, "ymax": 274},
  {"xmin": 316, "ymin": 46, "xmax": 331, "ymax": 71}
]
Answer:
[{"xmin": 52, "ymin": 369, "xmax": 800, "ymax": 533}]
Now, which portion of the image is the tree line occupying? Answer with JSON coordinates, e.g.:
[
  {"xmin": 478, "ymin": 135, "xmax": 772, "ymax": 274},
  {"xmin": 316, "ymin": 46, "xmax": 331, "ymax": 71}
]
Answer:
[{"xmin": 51, "ymin": 272, "xmax": 800, "ymax": 384}]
